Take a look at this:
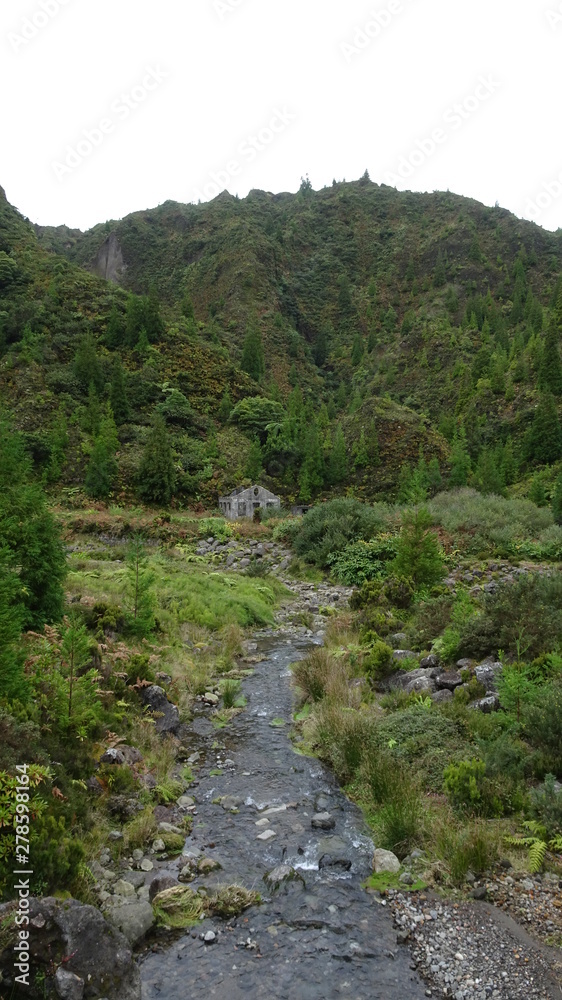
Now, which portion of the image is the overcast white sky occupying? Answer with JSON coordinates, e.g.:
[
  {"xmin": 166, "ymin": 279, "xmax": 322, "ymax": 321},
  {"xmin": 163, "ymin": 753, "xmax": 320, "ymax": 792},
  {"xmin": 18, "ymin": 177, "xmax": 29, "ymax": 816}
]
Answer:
[{"xmin": 1, "ymin": 0, "xmax": 561, "ymax": 233}]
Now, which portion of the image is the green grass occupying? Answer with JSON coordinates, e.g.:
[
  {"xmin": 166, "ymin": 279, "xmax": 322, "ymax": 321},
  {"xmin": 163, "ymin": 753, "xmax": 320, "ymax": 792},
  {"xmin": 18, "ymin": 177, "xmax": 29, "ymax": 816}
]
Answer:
[
  {"xmin": 363, "ymin": 871, "xmax": 427, "ymax": 892},
  {"xmin": 66, "ymin": 546, "xmax": 291, "ymax": 633}
]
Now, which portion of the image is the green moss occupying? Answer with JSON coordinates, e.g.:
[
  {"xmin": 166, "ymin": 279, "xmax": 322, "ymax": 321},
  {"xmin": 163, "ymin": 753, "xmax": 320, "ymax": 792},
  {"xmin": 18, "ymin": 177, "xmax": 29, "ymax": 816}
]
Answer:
[{"xmin": 363, "ymin": 872, "xmax": 427, "ymax": 892}]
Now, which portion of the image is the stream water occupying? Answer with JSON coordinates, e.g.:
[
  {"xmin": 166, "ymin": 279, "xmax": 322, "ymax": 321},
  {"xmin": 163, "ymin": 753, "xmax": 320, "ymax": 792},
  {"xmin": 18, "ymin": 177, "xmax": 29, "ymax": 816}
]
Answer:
[{"xmin": 139, "ymin": 636, "xmax": 428, "ymax": 999}]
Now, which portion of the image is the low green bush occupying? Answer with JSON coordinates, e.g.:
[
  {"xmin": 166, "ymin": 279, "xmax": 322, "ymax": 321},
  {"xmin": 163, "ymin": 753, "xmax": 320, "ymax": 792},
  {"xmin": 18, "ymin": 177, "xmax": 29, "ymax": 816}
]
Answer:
[
  {"xmin": 528, "ymin": 774, "xmax": 562, "ymax": 840},
  {"xmin": 363, "ymin": 641, "xmax": 394, "ymax": 682},
  {"xmin": 327, "ymin": 536, "xmax": 397, "ymax": 586}
]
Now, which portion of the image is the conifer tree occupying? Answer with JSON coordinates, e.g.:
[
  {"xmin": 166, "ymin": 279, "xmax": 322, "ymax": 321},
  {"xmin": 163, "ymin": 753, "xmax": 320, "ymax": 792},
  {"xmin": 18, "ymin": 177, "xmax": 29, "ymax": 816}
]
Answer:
[
  {"xmin": 299, "ymin": 423, "xmax": 324, "ymax": 496},
  {"xmin": 138, "ymin": 412, "xmax": 176, "ymax": 505},
  {"xmin": 241, "ymin": 322, "xmax": 265, "ymax": 381},
  {"xmin": 83, "ymin": 382, "xmax": 101, "ymax": 436},
  {"xmin": 106, "ymin": 303, "xmax": 125, "ymax": 348},
  {"xmin": 74, "ymin": 336, "xmax": 102, "ymax": 393},
  {"xmin": 475, "ymin": 447, "xmax": 505, "ymax": 496},
  {"xmin": 246, "ymin": 439, "xmax": 264, "ymax": 481},
  {"xmin": 125, "ymin": 535, "xmax": 156, "ymax": 636},
  {"xmin": 528, "ymin": 393, "xmax": 562, "ymax": 464},
  {"xmin": 110, "ymin": 359, "xmax": 130, "ymax": 425},
  {"xmin": 539, "ymin": 320, "xmax": 562, "ymax": 396},
  {"xmin": 433, "ymin": 250, "xmax": 446, "ymax": 288},
  {"xmin": 392, "ymin": 506, "xmax": 444, "ymax": 586},
  {"xmin": 427, "ymin": 457, "xmax": 442, "ymax": 494},
  {"xmin": 85, "ymin": 406, "xmax": 119, "ymax": 500},
  {"xmin": 528, "ymin": 474, "xmax": 547, "ymax": 507},
  {"xmin": 327, "ymin": 424, "xmax": 347, "ymax": 485},
  {"xmin": 449, "ymin": 426, "xmax": 471, "ymax": 487},
  {"xmin": 0, "ymin": 418, "xmax": 66, "ymax": 627},
  {"xmin": 352, "ymin": 429, "xmax": 369, "ymax": 470},
  {"xmin": 125, "ymin": 294, "xmax": 145, "ymax": 347},
  {"xmin": 351, "ymin": 334, "xmax": 364, "ymax": 366},
  {"xmin": 501, "ymin": 438, "xmax": 517, "ymax": 485}
]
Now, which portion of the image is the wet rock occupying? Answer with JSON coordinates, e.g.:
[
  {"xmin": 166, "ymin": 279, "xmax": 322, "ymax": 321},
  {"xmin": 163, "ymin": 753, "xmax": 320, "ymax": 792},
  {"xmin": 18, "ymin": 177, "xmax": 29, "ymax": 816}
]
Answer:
[
  {"xmin": 176, "ymin": 795, "xmax": 195, "ymax": 809},
  {"xmin": 399, "ymin": 872, "xmax": 416, "ymax": 885},
  {"xmin": 318, "ymin": 854, "xmax": 352, "ymax": 871},
  {"xmin": 311, "ymin": 812, "xmax": 336, "ymax": 830},
  {"xmin": 105, "ymin": 900, "xmax": 155, "ymax": 946},
  {"xmin": 0, "ymin": 896, "xmax": 141, "ymax": 1000},
  {"xmin": 148, "ymin": 874, "xmax": 179, "ymax": 902},
  {"xmin": 203, "ymin": 930, "xmax": 217, "ymax": 944},
  {"xmin": 198, "ymin": 858, "xmax": 222, "ymax": 873},
  {"xmin": 158, "ymin": 822, "xmax": 182, "ymax": 835},
  {"xmin": 152, "ymin": 838, "xmax": 166, "ymax": 852},
  {"xmin": 139, "ymin": 686, "xmax": 180, "ymax": 734},
  {"xmin": 113, "ymin": 879, "xmax": 136, "ymax": 897},
  {"xmin": 54, "ymin": 968, "xmax": 84, "ymax": 1000},
  {"xmin": 256, "ymin": 828, "xmax": 277, "ymax": 841},
  {"xmin": 264, "ymin": 864, "xmax": 302, "ymax": 890},
  {"xmin": 203, "ymin": 691, "xmax": 219, "ymax": 705},
  {"xmin": 389, "ymin": 632, "xmax": 408, "ymax": 646},
  {"xmin": 314, "ymin": 794, "xmax": 331, "ymax": 812},
  {"xmin": 140, "ymin": 859, "xmax": 154, "ymax": 872},
  {"xmin": 220, "ymin": 794, "xmax": 242, "ymax": 810},
  {"xmin": 373, "ymin": 849, "xmax": 400, "ymax": 874}
]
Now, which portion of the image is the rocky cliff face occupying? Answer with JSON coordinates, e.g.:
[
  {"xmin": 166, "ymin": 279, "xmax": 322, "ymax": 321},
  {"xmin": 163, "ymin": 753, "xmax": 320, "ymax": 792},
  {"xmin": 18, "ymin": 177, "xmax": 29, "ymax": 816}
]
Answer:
[{"xmin": 92, "ymin": 231, "xmax": 126, "ymax": 283}]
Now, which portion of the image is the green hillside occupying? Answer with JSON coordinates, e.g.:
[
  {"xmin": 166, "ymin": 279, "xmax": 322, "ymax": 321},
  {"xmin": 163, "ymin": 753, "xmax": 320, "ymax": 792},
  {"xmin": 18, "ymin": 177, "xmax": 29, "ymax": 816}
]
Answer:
[{"xmin": 1, "ymin": 177, "xmax": 562, "ymax": 506}]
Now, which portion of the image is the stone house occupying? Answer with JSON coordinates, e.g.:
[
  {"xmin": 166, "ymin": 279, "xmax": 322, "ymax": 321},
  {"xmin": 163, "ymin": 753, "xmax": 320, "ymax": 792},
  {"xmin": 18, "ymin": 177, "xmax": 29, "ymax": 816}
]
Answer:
[{"xmin": 219, "ymin": 484, "xmax": 281, "ymax": 520}]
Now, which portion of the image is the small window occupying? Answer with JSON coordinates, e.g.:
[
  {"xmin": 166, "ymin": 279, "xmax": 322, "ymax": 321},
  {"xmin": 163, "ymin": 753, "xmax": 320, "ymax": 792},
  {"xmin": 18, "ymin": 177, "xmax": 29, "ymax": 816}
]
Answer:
[{"xmin": 253, "ymin": 487, "xmax": 259, "ymax": 496}]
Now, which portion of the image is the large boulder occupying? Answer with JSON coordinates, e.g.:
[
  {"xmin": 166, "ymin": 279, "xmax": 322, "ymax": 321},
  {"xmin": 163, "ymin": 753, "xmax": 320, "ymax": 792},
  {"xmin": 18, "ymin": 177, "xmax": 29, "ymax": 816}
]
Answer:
[
  {"xmin": 0, "ymin": 896, "xmax": 140, "ymax": 1000},
  {"xmin": 104, "ymin": 900, "xmax": 154, "ymax": 946},
  {"xmin": 475, "ymin": 659, "xmax": 502, "ymax": 692},
  {"xmin": 140, "ymin": 685, "xmax": 180, "ymax": 734},
  {"xmin": 373, "ymin": 849, "xmax": 401, "ymax": 874}
]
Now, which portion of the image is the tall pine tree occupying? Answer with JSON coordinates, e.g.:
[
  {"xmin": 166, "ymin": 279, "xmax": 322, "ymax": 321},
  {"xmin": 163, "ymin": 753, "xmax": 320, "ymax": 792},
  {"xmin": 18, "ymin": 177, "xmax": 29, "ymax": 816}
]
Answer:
[
  {"xmin": 138, "ymin": 412, "xmax": 176, "ymax": 505},
  {"xmin": 241, "ymin": 322, "xmax": 265, "ymax": 381}
]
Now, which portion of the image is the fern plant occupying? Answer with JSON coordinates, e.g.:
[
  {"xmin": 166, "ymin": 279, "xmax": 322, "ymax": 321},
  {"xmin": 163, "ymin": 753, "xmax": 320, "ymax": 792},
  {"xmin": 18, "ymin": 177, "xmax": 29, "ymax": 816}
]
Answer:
[{"xmin": 504, "ymin": 820, "xmax": 562, "ymax": 873}]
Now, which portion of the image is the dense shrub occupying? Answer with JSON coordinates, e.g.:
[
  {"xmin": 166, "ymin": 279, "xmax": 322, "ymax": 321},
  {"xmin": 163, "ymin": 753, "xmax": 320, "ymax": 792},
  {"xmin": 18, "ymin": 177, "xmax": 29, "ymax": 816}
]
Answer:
[
  {"xmin": 522, "ymin": 677, "xmax": 562, "ymax": 770},
  {"xmin": 363, "ymin": 641, "xmax": 394, "ymax": 682},
  {"xmin": 459, "ymin": 574, "xmax": 562, "ymax": 661},
  {"xmin": 327, "ymin": 536, "xmax": 397, "ymax": 585},
  {"xmin": 429, "ymin": 489, "xmax": 553, "ymax": 557},
  {"xmin": 391, "ymin": 506, "xmax": 444, "ymax": 586},
  {"xmin": 528, "ymin": 774, "xmax": 562, "ymax": 839},
  {"xmin": 289, "ymin": 498, "xmax": 391, "ymax": 569}
]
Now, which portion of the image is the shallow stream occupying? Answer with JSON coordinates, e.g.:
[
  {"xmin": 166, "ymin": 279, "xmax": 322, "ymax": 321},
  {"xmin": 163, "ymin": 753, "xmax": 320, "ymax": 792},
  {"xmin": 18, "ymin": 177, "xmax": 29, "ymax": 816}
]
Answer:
[{"xmin": 139, "ymin": 636, "xmax": 428, "ymax": 999}]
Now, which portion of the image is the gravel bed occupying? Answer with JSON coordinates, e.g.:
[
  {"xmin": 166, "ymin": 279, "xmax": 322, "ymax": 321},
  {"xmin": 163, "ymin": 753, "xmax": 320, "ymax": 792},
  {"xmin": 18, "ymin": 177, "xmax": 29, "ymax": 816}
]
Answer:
[
  {"xmin": 390, "ymin": 891, "xmax": 562, "ymax": 1000},
  {"xmin": 484, "ymin": 869, "xmax": 562, "ymax": 947}
]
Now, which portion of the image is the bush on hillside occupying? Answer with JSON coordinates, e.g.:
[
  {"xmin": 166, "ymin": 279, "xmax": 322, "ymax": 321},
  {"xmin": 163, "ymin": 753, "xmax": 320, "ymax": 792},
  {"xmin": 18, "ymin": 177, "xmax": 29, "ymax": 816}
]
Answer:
[{"xmin": 289, "ymin": 498, "xmax": 392, "ymax": 569}]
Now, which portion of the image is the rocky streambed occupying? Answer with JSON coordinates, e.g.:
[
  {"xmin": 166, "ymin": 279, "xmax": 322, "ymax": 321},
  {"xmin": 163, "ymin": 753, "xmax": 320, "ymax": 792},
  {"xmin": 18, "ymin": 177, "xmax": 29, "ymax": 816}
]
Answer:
[{"xmin": 139, "ymin": 631, "xmax": 429, "ymax": 1000}]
